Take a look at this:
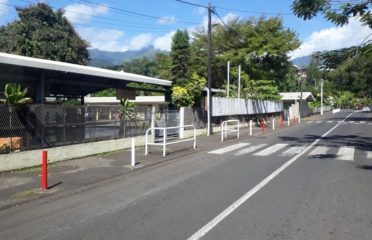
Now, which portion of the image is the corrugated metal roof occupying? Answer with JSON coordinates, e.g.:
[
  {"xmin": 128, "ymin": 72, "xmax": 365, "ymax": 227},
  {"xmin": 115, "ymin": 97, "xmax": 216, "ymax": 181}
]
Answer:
[
  {"xmin": 279, "ymin": 92, "xmax": 315, "ymax": 102},
  {"xmin": 0, "ymin": 52, "xmax": 172, "ymax": 86}
]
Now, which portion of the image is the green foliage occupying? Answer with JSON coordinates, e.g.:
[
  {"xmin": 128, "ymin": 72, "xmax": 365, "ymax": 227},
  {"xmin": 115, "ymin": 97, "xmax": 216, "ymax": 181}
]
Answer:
[
  {"xmin": 191, "ymin": 17, "xmax": 300, "ymax": 89},
  {"xmin": 91, "ymin": 88, "xmax": 116, "ymax": 97},
  {"xmin": 0, "ymin": 3, "xmax": 89, "ymax": 64},
  {"xmin": 171, "ymin": 30, "xmax": 191, "ymax": 86},
  {"xmin": 245, "ymin": 79, "xmax": 281, "ymax": 101},
  {"xmin": 119, "ymin": 98, "xmax": 135, "ymax": 121},
  {"xmin": 292, "ymin": 0, "xmax": 372, "ymax": 28},
  {"xmin": 2, "ymin": 83, "xmax": 32, "ymax": 105},
  {"xmin": 171, "ymin": 73, "xmax": 207, "ymax": 107},
  {"xmin": 171, "ymin": 86, "xmax": 194, "ymax": 107}
]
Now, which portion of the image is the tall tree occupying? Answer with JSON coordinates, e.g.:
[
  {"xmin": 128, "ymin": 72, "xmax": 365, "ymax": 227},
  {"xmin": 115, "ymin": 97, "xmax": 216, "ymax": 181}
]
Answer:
[
  {"xmin": 170, "ymin": 30, "xmax": 191, "ymax": 86},
  {"xmin": 191, "ymin": 17, "xmax": 300, "ymax": 91},
  {"xmin": 292, "ymin": 0, "xmax": 372, "ymax": 28},
  {"xmin": 0, "ymin": 3, "xmax": 89, "ymax": 65}
]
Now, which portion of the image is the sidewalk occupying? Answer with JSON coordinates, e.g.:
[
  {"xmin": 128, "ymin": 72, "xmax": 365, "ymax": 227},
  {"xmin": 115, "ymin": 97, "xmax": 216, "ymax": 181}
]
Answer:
[{"xmin": 0, "ymin": 114, "xmax": 326, "ymax": 210}]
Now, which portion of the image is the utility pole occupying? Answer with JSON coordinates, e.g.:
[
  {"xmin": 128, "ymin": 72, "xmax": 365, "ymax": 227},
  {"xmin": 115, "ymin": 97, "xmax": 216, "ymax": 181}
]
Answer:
[
  {"xmin": 175, "ymin": 0, "xmax": 214, "ymax": 135},
  {"xmin": 320, "ymin": 78, "xmax": 324, "ymax": 115},
  {"xmin": 207, "ymin": 2, "xmax": 213, "ymax": 135}
]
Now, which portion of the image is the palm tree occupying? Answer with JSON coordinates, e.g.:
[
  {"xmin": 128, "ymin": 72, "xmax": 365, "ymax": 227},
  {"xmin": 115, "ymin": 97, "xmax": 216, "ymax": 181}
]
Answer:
[{"xmin": 118, "ymin": 98, "xmax": 135, "ymax": 137}]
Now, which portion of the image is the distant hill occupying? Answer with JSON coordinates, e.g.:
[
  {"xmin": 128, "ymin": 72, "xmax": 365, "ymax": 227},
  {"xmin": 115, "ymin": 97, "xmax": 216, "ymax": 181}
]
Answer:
[
  {"xmin": 88, "ymin": 46, "xmax": 161, "ymax": 67},
  {"xmin": 292, "ymin": 55, "xmax": 312, "ymax": 67}
]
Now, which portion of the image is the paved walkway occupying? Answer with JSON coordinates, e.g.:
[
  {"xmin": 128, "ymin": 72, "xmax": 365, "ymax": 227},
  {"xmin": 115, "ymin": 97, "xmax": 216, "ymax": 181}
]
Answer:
[{"xmin": 0, "ymin": 114, "xmax": 329, "ymax": 210}]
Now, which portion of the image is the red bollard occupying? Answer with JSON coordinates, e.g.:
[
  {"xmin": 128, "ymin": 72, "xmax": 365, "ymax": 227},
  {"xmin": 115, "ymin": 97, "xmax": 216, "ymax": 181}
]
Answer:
[
  {"xmin": 261, "ymin": 119, "xmax": 265, "ymax": 133},
  {"xmin": 280, "ymin": 116, "xmax": 284, "ymax": 128},
  {"xmin": 42, "ymin": 150, "xmax": 48, "ymax": 190}
]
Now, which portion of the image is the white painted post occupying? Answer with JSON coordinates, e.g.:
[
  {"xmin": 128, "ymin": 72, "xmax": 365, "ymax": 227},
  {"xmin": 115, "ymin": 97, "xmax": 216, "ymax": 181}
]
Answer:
[
  {"xmin": 272, "ymin": 117, "xmax": 275, "ymax": 131},
  {"xmin": 249, "ymin": 120, "xmax": 253, "ymax": 135},
  {"xmin": 163, "ymin": 128, "xmax": 167, "ymax": 157},
  {"xmin": 180, "ymin": 107, "xmax": 185, "ymax": 139},
  {"xmin": 287, "ymin": 113, "xmax": 290, "ymax": 127},
  {"xmin": 221, "ymin": 122, "xmax": 224, "ymax": 142},
  {"xmin": 298, "ymin": 114, "xmax": 301, "ymax": 123},
  {"xmin": 131, "ymin": 137, "xmax": 135, "ymax": 167},
  {"xmin": 145, "ymin": 131, "xmax": 148, "ymax": 155}
]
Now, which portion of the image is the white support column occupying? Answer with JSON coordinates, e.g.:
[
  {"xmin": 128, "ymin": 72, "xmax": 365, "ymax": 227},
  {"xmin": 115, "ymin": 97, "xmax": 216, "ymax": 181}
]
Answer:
[
  {"xmin": 272, "ymin": 117, "xmax": 275, "ymax": 130},
  {"xmin": 180, "ymin": 107, "xmax": 185, "ymax": 139}
]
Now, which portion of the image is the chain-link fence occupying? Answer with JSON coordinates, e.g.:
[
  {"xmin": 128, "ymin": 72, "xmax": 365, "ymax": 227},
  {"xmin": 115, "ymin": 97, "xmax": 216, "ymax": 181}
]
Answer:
[{"xmin": 0, "ymin": 104, "xmax": 151, "ymax": 154}]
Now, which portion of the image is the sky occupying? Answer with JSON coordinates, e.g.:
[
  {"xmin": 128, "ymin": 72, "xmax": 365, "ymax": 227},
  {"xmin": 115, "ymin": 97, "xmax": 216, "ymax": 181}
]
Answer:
[{"xmin": 0, "ymin": 0, "xmax": 371, "ymax": 58}]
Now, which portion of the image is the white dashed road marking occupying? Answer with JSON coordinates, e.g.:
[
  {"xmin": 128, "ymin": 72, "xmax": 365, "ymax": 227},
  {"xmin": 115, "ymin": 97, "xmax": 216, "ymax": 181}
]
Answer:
[
  {"xmin": 367, "ymin": 151, "xmax": 372, "ymax": 159},
  {"xmin": 336, "ymin": 146, "xmax": 355, "ymax": 161},
  {"xmin": 208, "ymin": 143, "xmax": 250, "ymax": 155},
  {"xmin": 281, "ymin": 146, "xmax": 307, "ymax": 157},
  {"xmin": 234, "ymin": 144, "xmax": 267, "ymax": 156},
  {"xmin": 254, "ymin": 144, "xmax": 288, "ymax": 156},
  {"xmin": 308, "ymin": 146, "xmax": 330, "ymax": 156}
]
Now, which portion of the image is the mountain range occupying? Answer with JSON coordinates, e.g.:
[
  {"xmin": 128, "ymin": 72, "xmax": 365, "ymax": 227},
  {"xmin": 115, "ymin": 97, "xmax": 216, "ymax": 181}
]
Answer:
[
  {"xmin": 88, "ymin": 47, "xmax": 312, "ymax": 68},
  {"xmin": 88, "ymin": 46, "xmax": 160, "ymax": 67}
]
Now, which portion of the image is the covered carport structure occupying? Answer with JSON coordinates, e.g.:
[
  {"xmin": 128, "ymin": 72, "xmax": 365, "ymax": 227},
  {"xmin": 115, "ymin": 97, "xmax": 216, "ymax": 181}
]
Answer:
[{"xmin": 0, "ymin": 52, "xmax": 172, "ymax": 103}]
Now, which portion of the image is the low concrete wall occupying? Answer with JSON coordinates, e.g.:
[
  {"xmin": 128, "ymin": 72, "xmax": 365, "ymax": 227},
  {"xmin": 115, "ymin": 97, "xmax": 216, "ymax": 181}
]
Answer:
[
  {"xmin": 0, "ymin": 124, "xmax": 246, "ymax": 172},
  {"xmin": 0, "ymin": 135, "xmax": 146, "ymax": 172}
]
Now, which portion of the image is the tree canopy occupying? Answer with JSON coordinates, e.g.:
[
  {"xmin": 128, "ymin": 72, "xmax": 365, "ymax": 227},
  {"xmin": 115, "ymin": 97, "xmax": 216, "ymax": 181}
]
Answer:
[
  {"xmin": 292, "ymin": 0, "xmax": 372, "ymax": 28},
  {"xmin": 0, "ymin": 3, "xmax": 89, "ymax": 65},
  {"xmin": 170, "ymin": 30, "xmax": 191, "ymax": 86}
]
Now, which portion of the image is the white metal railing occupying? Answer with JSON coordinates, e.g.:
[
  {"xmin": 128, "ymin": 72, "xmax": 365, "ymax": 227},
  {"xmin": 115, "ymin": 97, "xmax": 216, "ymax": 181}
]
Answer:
[
  {"xmin": 221, "ymin": 120, "xmax": 240, "ymax": 142},
  {"xmin": 145, "ymin": 125, "xmax": 196, "ymax": 157}
]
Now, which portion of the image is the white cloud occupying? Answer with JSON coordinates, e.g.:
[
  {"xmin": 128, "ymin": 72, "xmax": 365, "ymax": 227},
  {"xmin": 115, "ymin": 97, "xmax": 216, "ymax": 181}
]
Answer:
[
  {"xmin": 0, "ymin": 0, "xmax": 8, "ymax": 17},
  {"xmin": 77, "ymin": 27, "xmax": 128, "ymax": 51},
  {"xmin": 129, "ymin": 33, "xmax": 153, "ymax": 50},
  {"xmin": 64, "ymin": 3, "xmax": 108, "ymax": 24},
  {"xmin": 158, "ymin": 15, "xmax": 177, "ymax": 25},
  {"xmin": 289, "ymin": 18, "xmax": 372, "ymax": 59},
  {"xmin": 193, "ymin": 7, "xmax": 206, "ymax": 16},
  {"xmin": 154, "ymin": 31, "xmax": 176, "ymax": 51}
]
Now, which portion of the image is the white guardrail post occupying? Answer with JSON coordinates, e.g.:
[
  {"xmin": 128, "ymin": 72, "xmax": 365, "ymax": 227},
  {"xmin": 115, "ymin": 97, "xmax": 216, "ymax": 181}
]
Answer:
[
  {"xmin": 145, "ymin": 125, "xmax": 196, "ymax": 157},
  {"xmin": 221, "ymin": 120, "xmax": 240, "ymax": 142}
]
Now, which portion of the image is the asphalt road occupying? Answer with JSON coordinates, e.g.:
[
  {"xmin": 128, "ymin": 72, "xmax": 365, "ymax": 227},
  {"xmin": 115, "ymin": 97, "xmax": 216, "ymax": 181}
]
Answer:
[{"xmin": 0, "ymin": 111, "xmax": 371, "ymax": 240}]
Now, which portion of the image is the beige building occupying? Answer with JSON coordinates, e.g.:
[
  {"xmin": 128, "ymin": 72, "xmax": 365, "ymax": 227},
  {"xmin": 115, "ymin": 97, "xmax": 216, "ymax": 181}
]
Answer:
[{"xmin": 280, "ymin": 92, "xmax": 315, "ymax": 119}]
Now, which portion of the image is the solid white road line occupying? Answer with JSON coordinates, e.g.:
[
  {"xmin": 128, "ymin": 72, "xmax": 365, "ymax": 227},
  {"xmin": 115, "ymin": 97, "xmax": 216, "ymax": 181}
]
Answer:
[
  {"xmin": 367, "ymin": 151, "xmax": 372, "ymax": 159},
  {"xmin": 336, "ymin": 146, "xmax": 355, "ymax": 161},
  {"xmin": 308, "ymin": 146, "xmax": 330, "ymax": 156},
  {"xmin": 234, "ymin": 144, "xmax": 267, "ymax": 156},
  {"xmin": 187, "ymin": 112, "xmax": 353, "ymax": 240},
  {"xmin": 253, "ymin": 144, "xmax": 288, "ymax": 156},
  {"xmin": 208, "ymin": 143, "xmax": 250, "ymax": 155},
  {"xmin": 281, "ymin": 146, "xmax": 307, "ymax": 157}
]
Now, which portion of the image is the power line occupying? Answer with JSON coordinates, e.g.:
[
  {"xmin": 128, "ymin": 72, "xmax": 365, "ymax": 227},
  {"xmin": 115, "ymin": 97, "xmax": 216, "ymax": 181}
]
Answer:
[
  {"xmin": 71, "ymin": 0, "xmax": 200, "ymax": 25},
  {"xmin": 215, "ymin": 5, "xmax": 292, "ymax": 16}
]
